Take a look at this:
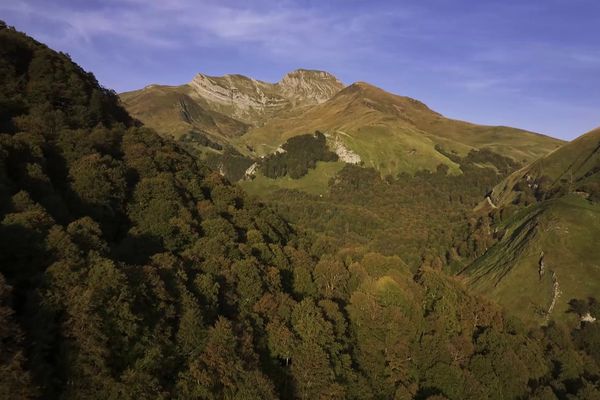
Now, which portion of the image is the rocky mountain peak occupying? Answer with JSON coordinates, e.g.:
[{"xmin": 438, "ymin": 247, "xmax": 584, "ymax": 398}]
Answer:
[
  {"xmin": 277, "ymin": 69, "xmax": 344, "ymax": 105},
  {"xmin": 186, "ymin": 69, "xmax": 344, "ymax": 124}
]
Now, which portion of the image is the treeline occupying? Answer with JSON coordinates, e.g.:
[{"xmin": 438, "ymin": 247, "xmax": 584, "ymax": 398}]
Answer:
[
  {"xmin": 260, "ymin": 132, "xmax": 338, "ymax": 179},
  {"xmin": 435, "ymin": 145, "xmax": 521, "ymax": 176},
  {"xmin": 180, "ymin": 130, "xmax": 223, "ymax": 151},
  {"xmin": 1, "ymin": 22, "xmax": 599, "ymax": 400},
  {"xmin": 201, "ymin": 131, "xmax": 340, "ymax": 183}
]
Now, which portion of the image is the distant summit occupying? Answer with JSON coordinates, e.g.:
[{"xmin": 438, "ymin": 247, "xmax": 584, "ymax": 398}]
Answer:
[
  {"xmin": 186, "ymin": 69, "xmax": 345, "ymax": 123},
  {"xmin": 121, "ymin": 68, "xmax": 563, "ymax": 178},
  {"xmin": 278, "ymin": 69, "xmax": 344, "ymax": 106}
]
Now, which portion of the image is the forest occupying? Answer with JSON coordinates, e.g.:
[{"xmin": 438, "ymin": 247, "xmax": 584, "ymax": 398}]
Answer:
[
  {"xmin": 260, "ymin": 132, "xmax": 339, "ymax": 179},
  {"xmin": 0, "ymin": 22, "xmax": 599, "ymax": 400},
  {"xmin": 260, "ymin": 147, "xmax": 518, "ymax": 270}
]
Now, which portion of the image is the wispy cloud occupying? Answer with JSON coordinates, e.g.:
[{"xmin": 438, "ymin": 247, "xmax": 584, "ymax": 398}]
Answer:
[
  {"xmin": 1, "ymin": 0, "xmax": 399, "ymax": 61},
  {"xmin": 2, "ymin": 0, "xmax": 599, "ymax": 139}
]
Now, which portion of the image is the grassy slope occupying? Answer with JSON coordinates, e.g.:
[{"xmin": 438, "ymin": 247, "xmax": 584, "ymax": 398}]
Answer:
[
  {"xmin": 241, "ymin": 83, "xmax": 564, "ymax": 177},
  {"xmin": 491, "ymin": 127, "xmax": 600, "ymax": 207},
  {"xmin": 464, "ymin": 195, "xmax": 600, "ymax": 324},
  {"xmin": 240, "ymin": 161, "xmax": 345, "ymax": 196},
  {"xmin": 465, "ymin": 129, "xmax": 600, "ymax": 324},
  {"xmin": 120, "ymin": 85, "xmax": 250, "ymax": 142},
  {"xmin": 122, "ymin": 79, "xmax": 563, "ymax": 180}
]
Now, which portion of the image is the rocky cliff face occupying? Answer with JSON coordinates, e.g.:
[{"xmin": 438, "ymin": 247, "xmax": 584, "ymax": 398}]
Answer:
[
  {"xmin": 277, "ymin": 69, "xmax": 344, "ymax": 106},
  {"xmin": 188, "ymin": 69, "xmax": 344, "ymax": 124}
]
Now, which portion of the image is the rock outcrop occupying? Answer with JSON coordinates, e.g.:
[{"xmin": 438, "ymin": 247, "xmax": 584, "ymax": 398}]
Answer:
[
  {"xmin": 329, "ymin": 136, "xmax": 361, "ymax": 164},
  {"xmin": 188, "ymin": 69, "xmax": 344, "ymax": 125},
  {"xmin": 581, "ymin": 312, "xmax": 597, "ymax": 323},
  {"xmin": 277, "ymin": 69, "xmax": 344, "ymax": 106}
]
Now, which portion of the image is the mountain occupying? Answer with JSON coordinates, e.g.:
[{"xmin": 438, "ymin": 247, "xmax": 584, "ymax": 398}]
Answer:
[
  {"xmin": 122, "ymin": 72, "xmax": 564, "ymax": 179},
  {"xmin": 242, "ymin": 82, "xmax": 564, "ymax": 176},
  {"xmin": 462, "ymin": 128, "xmax": 600, "ymax": 324},
  {"xmin": 120, "ymin": 69, "xmax": 344, "ymax": 142}
]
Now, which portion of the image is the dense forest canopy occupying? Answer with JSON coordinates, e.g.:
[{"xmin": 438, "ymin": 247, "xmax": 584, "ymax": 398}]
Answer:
[
  {"xmin": 260, "ymin": 132, "xmax": 339, "ymax": 179},
  {"xmin": 0, "ymin": 22, "xmax": 599, "ymax": 400}
]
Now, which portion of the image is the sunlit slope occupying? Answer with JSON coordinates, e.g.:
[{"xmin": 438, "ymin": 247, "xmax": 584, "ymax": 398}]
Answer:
[
  {"xmin": 123, "ymin": 74, "xmax": 563, "ymax": 178},
  {"xmin": 242, "ymin": 82, "xmax": 564, "ymax": 176},
  {"xmin": 491, "ymin": 127, "xmax": 600, "ymax": 207},
  {"xmin": 120, "ymin": 84, "xmax": 250, "ymax": 141},
  {"xmin": 463, "ymin": 195, "xmax": 600, "ymax": 324},
  {"xmin": 239, "ymin": 161, "xmax": 346, "ymax": 196},
  {"xmin": 464, "ymin": 128, "xmax": 600, "ymax": 324}
]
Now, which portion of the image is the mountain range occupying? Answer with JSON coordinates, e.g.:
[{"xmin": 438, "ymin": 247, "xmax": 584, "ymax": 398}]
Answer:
[{"xmin": 121, "ymin": 70, "xmax": 564, "ymax": 178}]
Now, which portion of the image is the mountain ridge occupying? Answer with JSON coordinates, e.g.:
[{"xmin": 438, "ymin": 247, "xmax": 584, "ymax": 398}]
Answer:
[
  {"xmin": 462, "ymin": 127, "xmax": 600, "ymax": 323},
  {"xmin": 121, "ymin": 69, "xmax": 564, "ymax": 179},
  {"xmin": 123, "ymin": 68, "xmax": 345, "ymax": 129},
  {"xmin": 239, "ymin": 79, "xmax": 564, "ymax": 176}
]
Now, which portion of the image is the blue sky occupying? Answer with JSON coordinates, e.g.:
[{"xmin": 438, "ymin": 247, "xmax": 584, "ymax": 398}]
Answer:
[{"xmin": 2, "ymin": 0, "xmax": 599, "ymax": 140}]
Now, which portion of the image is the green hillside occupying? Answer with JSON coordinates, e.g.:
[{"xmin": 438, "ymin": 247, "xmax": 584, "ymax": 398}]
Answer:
[
  {"xmin": 465, "ymin": 195, "xmax": 600, "ymax": 324},
  {"xmin": 242, "ymin": 82, "xmax": 563, "ymax": 177},
  {"xmin": 121, "ymin": 74, "xmax": 564, "ymax": 180},
  {"xmin": 120, "ymin": 84, "xmax": 250, "ymax": 141},
  {"xmin": 242, "ymin": 150, "xmax": 528, "ymax": 271},
  {"xmin": 462, "ymin": 128, "xmax": 600, "ymax": 324},
  {"xmin": 490, "ymin": 127, "xmax": 600, "ymax": 207}
]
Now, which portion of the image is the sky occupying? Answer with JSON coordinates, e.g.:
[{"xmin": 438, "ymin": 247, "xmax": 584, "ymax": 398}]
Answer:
[{"xmin": 2, "ymin": 0, "xmax": 599, "ymax": 140}]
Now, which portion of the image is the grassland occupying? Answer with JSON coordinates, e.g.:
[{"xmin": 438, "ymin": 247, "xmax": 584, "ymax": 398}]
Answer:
[
  {"xmin": 464, "ymin": 194, "xmax": 600, "ymax": 324},
  {"xmin": 121, "ymin": 78, "xmax": 564, "ymax": 179},
  {"xmin": 240, "ymin": 161, "xmax": 346, "ymax": 196}
]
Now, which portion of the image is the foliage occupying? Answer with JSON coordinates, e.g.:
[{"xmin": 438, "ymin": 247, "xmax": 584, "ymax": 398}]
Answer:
[
  {"xmin": 205, "ymin": 146, "xmax": 254, "ymax": 182},
  {"xmin": 260, "ymin": 132, "xmax": 338, "ymax": 179},
  {"xmin": 254, "ymin": 149, "xmax": 513, "ymax": 271}
]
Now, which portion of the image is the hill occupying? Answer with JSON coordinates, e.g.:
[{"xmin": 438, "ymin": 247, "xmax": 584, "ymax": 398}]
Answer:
[
  {"xmin": 122, "ymin": 73, "xmax": 564, "ymax": 179},
  {"xmin": 120, "ymin": 69, "xmax": 344, "ymax": 142},
  {"xmin": 2, "ymin": 21, "xmax": 599, "ymax": 400},
  {"xmin": 489, "ymin": 127, "xmax": 600, "ymax": 207},
  {"xmin": 243, "ymin": 82, "xmax": 564, "ymax": 176},
  {"xmin": 462, "ymin": 128, "xmax": 600, "ymax": 324}
]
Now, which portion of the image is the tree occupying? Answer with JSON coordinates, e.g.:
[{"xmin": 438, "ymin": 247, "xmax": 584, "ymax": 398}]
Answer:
[
  {"xmin": 313, "ymin": 255, "xmax": 349, "ymax": 299},
  {"xmin": 68, "ymin": 152, "xmax": 126, "ymax": 228},
  {"xmin": 0, "ymin": 274, "xmax": 37, "ymax": 399}
]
